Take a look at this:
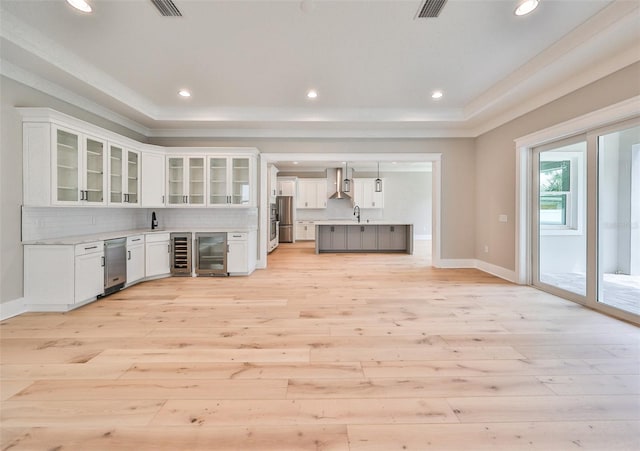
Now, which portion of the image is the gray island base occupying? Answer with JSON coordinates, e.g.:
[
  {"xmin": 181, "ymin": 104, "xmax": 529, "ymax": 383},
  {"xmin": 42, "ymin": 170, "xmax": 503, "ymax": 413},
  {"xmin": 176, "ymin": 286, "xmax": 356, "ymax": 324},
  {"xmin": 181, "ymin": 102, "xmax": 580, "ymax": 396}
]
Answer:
[{"xmin": 315, "ymin": 223, "xmax": 413, "ymax": 254}]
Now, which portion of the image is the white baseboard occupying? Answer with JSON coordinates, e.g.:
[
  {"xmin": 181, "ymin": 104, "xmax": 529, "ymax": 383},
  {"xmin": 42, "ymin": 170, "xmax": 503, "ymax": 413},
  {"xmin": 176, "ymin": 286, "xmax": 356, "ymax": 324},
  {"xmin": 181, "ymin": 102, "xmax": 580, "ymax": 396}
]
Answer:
[
  {"xmin": 0, "ymin": 297, "xmax": 27, "ymax": 320},
  {"xmin": 476, "ymin": 259, "xmax": 518, "ymax": 283},
  {"xmin": 436, "ymin": 259, "xmax": 518, "ymax": 284},
  {"xmin": 437, "ymin": 259, "xmax": 477, "ymax": 268},
  {"xmin": 415, "ymin": 234, "xmax": 432, "ymax": 240}
]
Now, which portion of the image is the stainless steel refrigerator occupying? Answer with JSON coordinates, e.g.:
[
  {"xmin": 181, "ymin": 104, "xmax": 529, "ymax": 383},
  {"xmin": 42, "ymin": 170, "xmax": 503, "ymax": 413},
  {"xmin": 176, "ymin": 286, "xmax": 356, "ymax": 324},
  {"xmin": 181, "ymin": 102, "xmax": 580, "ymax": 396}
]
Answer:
[{"xmin": 277, "ymin": 196, "xmax": 294, "ymax": 243}]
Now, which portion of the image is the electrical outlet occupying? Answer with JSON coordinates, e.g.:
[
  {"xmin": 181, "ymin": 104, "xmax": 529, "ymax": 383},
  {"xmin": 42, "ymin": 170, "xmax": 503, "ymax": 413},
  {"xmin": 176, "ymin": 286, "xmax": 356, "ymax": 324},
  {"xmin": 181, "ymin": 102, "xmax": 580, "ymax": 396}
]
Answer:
[
  {"xmin": 499, "ymin": 214, "xmax": 508, "ymax": 223},
  {"xmin": 483, "ymin": 245, "xmax": 489, "ymax": 253}
]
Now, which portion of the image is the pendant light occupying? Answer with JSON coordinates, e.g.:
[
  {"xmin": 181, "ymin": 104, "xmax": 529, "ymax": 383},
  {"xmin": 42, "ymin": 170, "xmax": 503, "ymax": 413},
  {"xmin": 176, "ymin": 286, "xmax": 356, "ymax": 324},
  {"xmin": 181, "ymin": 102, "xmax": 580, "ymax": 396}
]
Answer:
[
  {"xmin": 375, "ymin": 162, "xmax": 382, "ymax": 192},
  {"xmin": 343, "ymin": 162, "xmax": 351, "ymax": 193}
]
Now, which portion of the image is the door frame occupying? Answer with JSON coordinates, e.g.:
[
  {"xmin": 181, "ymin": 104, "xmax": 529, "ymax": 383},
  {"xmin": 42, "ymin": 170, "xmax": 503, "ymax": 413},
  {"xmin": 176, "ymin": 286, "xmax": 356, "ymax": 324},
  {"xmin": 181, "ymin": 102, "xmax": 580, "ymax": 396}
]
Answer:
[{"xmin": 258, "ymin": 152, "xmax": 441, "ymax": 269}]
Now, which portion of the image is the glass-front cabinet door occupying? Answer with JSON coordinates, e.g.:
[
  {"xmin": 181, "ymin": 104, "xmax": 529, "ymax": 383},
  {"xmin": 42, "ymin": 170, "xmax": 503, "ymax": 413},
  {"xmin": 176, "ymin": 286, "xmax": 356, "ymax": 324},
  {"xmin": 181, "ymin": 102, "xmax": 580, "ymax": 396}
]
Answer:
[
  {"xmin": 167, "ymin": 157, "xmax": 185, "ymax": 205},
  {"xmin": 127, "ymin": 150, "xmax": 140, "ymax": 205},
  {"xmin": 109, "ymin": 146, "xmax": 139, "ymax": 205},
  {"xmin": 209, "ymin": 157, "xmax": 228, "ymax": 205},
  {"xmin": 188, "ymin": 157, "xmax": 205, "ymax": 205},
  {"xmin": 167, "ymin": 156, "xmax": 205, "ymax": 206},
  {"xmin": 230, "ymin": 157, "xmax": 251, "ymax": 206},
  {"xmin": 83, "ymin": 137, "xmax": 106, "ymax": 204},
  {"xmin": 109, "ymin": 145, "xmax": 124, "ymax": 204},
  {"xmin": 54, "ymin": 128, "xmax": 80, "ymax": 204}
]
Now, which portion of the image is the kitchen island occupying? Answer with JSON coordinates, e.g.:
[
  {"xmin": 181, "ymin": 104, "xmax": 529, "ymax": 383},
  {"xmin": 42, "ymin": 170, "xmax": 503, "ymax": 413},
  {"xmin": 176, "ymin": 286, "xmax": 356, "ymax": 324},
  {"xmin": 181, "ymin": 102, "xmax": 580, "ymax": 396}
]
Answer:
[{"xmin": 315, "ymin": 222, "xmax": 413, "ymax": 254}]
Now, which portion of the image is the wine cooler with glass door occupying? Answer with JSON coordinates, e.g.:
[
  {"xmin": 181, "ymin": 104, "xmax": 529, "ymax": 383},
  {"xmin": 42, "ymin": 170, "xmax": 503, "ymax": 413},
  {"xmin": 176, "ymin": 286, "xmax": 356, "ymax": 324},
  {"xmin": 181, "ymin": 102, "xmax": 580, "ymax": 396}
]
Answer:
[
  {"xmin": 170, "ymin": 233, "xmax": 192, "ymax": 276},
  {"xmin": 195, "ymin": 232, "xmax": 228, "ymax": 276}
]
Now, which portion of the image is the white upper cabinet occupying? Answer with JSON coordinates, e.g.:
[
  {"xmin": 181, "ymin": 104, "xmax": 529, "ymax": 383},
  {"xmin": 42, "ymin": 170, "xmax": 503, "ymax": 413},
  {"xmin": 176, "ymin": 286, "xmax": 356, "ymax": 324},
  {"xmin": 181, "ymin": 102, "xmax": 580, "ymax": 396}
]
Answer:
[
  {"xmin": 108, "ymin": 144, "xmax": 140, "ymax": 206},
  {"xmin": 20, "ymin": 109, "xmax": 258, "ymax": 209},
  {"xmin": 297, "ymin": 179, "xmax": 327, "ymax": 209},
  {"xmin": 268, "ymin": 164, "xmax": 279, "ymax": 203},
  {"xmin": 51, "ymin": 126, "xmax": 107, "ymax": 206},
  {"xmin": 353, "ymin": 178, "xmax": 384, "ymax": 209},
  {"xmin": 167, "ymin": 156, "xmax": 206, "ymax": 206},
  {"xmin": 141, "ymin": 151, "xmax": 166, "ymax": 207},
  {"xmin": 277, "ymin": 177, "xmax": 297, "ymax": 196},
  {"xmin": 208, "ymin": 155, "xmax": 256, "ymax": 207}
]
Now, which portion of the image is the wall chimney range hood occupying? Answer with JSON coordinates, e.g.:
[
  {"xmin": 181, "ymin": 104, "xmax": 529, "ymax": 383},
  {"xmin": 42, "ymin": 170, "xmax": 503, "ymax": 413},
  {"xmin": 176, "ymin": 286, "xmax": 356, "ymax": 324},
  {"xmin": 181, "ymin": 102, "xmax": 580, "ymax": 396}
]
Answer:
[{"xmin": 329, "ymin": 167, "xmax": 351, "ymax": 200}]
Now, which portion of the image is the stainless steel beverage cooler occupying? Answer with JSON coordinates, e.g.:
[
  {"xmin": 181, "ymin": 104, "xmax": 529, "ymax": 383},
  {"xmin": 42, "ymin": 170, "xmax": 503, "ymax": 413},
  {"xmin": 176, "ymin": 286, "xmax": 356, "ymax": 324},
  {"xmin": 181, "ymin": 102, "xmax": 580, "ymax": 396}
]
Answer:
[
  {"xmin": 195, "ymin": 232, "xmax": 228, "ymax": 276},
  {"xmin": 170, "ymin": 233, "xmax": 192, "ymax": 276}
]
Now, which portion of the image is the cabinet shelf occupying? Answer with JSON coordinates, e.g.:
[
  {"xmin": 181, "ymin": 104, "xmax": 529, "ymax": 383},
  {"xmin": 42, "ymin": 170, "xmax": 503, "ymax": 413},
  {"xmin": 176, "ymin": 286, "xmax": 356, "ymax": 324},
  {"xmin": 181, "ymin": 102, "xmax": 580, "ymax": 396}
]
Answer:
[
  {"xmin": 57, "ymin": 164, "xmax": 77, "ymax": 170},
  {"xmin": 87, "ymin": 169, "xmax": 103, "ymax": 174},
  {"xmin": 57, "ymin": 143, "xmax": 77, "ymax": 151}
]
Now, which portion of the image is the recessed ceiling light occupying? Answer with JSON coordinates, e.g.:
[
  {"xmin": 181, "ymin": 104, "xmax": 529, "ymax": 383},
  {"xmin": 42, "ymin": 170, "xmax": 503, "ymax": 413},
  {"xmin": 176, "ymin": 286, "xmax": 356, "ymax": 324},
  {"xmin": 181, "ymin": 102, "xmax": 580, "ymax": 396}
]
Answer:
[
  {"xmin": 431, "ymin": 90, "xmax": 444, "ymax": 100},
  {"xmin": 293, "ymin": 161, "xmax": 299, "ymax": 165},
  {"xmin": 66, "ymin": 0, "xmax": 92, "ymax": 13},
  {"xmin": 514, "ymin": 0, "xmax": 539, "ymax": 16},
  {"xmin": 307, "ymin": 89, "xmax": 318, "ymax": 99},
  {"xmin": 178, "ymin": 89, "xmax": 191, "ymax": 98}
]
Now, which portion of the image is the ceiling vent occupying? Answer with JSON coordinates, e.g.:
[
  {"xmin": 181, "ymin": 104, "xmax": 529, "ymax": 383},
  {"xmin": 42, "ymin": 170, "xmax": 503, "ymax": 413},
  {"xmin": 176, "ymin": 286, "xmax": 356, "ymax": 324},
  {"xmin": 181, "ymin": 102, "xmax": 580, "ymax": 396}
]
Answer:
[
  {"xmin": 150, "ymin": 0, "xmax": 182, "ymax": 17},
  {"xmin": 416, "ymin": 0, "xmax": 447, "ymax": 18}
]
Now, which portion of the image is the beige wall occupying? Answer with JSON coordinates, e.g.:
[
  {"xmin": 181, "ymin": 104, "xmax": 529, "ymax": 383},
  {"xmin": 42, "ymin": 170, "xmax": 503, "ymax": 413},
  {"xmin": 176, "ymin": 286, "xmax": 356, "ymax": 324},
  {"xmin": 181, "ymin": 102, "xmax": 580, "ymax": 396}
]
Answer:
[
  {"xmin": 475, "ymin": 62, "xmax": 640, "ymax": 271},
  {"xmin": 0, "ymin": 76, "xmax": 147, "ymax": 305}
]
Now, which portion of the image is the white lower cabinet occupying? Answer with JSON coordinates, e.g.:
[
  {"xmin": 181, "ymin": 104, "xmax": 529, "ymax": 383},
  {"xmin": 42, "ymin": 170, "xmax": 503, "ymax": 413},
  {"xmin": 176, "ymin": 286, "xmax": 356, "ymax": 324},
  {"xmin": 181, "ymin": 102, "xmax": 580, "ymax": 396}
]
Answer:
[
  {"xmin": 126, "ymin": 235, "xmax": 145, "ymax": 285},
  {"xmin": 296, "ymin": 221, "xmax": 316, "ymax": 240},
  {"xmin": 227, "ymin": 231, "xmax": 257, "ymax": 275},
  {"xmin": 24, "ymin": 240, "xmax": 104, "ymax": 311},
  {"xmin": 74, "ymin": 242, "xmax": 105, "ymax": 304},
  {"xmin": 145, "ymin": 233, "xmax": 171, "ymax": 277}
]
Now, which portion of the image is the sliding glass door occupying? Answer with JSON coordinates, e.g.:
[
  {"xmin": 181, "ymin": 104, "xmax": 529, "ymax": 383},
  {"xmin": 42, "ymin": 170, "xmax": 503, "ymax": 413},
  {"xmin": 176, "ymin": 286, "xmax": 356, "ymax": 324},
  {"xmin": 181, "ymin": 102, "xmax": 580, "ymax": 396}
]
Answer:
[
  {"xmin": 597, "ymin": 123, "xmax": 640, "ymax": 316},
  {"xmin": 533, "ymin": 137, "xmax": 588, "ymax": 303},
  {"xmin": 531, "ymin": 119, "xmax": 640, "ymax": 322}
]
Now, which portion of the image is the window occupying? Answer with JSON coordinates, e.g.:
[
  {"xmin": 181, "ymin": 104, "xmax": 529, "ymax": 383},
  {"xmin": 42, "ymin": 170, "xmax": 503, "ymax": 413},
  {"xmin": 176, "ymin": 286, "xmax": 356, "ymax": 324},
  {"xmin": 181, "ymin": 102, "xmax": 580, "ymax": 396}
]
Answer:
[
  {"xmin": 538, "ymin": 142, "xmax": 585, "ymax": 233},
  {"xmin": 539, "ymin": 160, "xmax": 571, "ymax": 226}
]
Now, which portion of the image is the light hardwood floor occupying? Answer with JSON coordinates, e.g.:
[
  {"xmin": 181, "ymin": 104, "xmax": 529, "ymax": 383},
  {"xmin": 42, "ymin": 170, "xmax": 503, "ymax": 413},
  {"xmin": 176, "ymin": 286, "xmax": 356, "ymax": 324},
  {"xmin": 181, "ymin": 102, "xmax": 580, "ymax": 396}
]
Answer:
[{"xmin": 1, "ymin": 241, "xmax": 639, "ymax": 450}]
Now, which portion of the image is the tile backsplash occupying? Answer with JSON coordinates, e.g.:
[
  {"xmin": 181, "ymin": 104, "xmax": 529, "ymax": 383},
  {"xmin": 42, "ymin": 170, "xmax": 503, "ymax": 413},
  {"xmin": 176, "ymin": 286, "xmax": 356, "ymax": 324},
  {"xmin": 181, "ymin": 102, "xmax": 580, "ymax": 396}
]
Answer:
[{"xmin": 22, "ymin": 207, "xmax": 258, "ymax": 242}]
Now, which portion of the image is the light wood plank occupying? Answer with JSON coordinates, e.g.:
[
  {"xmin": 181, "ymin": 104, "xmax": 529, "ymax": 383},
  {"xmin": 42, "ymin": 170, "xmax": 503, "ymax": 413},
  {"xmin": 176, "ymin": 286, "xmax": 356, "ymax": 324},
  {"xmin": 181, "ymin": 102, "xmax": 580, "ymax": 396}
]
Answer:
[
  {"xmin": 1, "ymin": 425, "xmax": 350, "ymax": 451},
  {"xmin": 152, "ymin": 398, "xmax": 458, "ymax": 426},
  {"xmin": 347, "ymin": 421, "xmax": 640, "ymax": 450},
  {"xmin": 310, "ymin": 346, "xmax": 526, "ymax": 362},
  {"xmin": 1, "ymin": 400, "xmax": 166, "ymax": 427},
  {"xmin": 10, "ymin": 379, "xmax": 288, "ymax": 401},
  {"xmin": 361, "ymin": 359, "xmax": 600, "ymax": 378},
  {"xmin": 286, "ymin": 376, "xmax": 553, "ymax": 399},
  {"xmin": 447, "ymin": 395, "xmax": 640, "ymax": 422},
  {"xmin": 537, "ymin": 374, "xmax": 640, "ymax": 395},
  {"xmin": 121, "ymin": 362, "xmax": 364, "ymax": 380}
]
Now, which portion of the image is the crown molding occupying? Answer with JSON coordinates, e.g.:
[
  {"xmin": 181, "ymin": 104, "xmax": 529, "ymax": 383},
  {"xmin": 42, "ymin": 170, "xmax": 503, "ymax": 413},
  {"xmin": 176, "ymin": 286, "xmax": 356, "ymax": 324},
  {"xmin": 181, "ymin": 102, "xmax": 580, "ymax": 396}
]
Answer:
[
  {"xmin": 1, "ymin": 60, "xmax": 151, "ymax": 137},
  {"xmin": 0, "ymin": 8, "xmax": 158, "ymax": 118}
]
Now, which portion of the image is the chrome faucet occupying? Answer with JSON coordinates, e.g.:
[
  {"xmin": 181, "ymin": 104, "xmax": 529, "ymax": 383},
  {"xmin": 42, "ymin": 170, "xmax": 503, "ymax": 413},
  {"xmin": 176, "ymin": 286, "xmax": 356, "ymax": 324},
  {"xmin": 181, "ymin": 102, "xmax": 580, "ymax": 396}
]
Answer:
[{"xmin": 353, "ymin": 205, "xmax": 361, "ymax": 223}]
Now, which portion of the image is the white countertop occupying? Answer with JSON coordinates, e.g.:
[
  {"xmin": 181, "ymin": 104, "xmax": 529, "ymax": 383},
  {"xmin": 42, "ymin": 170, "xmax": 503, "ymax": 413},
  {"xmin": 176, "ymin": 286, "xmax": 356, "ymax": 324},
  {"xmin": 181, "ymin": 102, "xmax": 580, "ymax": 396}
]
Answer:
[
  {"xmin": 23, "ymin": 226, "xmax": 257, "ymax": 245},
  {"xmin": 314, "ymin": 221, "xmax": 412, "ymax": 226}
]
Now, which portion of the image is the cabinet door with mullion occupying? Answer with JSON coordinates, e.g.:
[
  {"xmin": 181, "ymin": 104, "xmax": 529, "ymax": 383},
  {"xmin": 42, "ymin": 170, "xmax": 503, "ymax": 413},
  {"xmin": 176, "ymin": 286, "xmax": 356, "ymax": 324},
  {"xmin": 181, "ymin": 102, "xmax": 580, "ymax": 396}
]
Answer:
[
  {"xmin": 208, "ymin": 157, "xmax": 228, "ymax": 206},
  {"xmin": 109, "ymin": 144, "xmax": 125, "ymax": 204},
  {"xmin": 188, "ymin": 157, "xmax": 206, "ymax": 205},
  {"xmin": 167, "ymin": 157, "xmax": 186, "ymax": 205},
  {"xmin": 126, "ymin": 149, "xmax": 140, "ymax": 205},
  {"xmin": 82, "ymin": 135, "xmax": 107, "ymax": 205},
  {"xmin": 230, "ymin": 157, "xmax": 252, "ymax": 206},
  {"xmin": 52, "ymin": 126, "xmax": 81, "ymax": 205}
]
